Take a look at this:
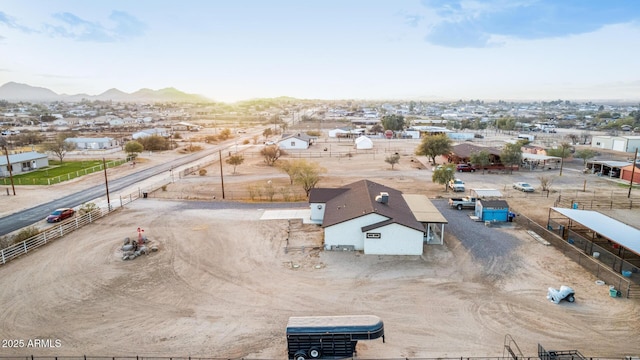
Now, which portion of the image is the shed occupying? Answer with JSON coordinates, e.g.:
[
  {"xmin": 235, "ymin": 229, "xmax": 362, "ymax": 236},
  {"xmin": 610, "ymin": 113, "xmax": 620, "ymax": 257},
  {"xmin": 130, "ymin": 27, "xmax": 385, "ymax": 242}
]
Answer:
[
  {"xmin": 475, "ymin": 199, "xmax": 510, "ymax": 222},
  {"xmin": 354, "ymin": 136, "xmax": 373, "ymax": 150},
  {"xmin": 620, "ymin": 163, "xmax": 640, "ymax": 184}
]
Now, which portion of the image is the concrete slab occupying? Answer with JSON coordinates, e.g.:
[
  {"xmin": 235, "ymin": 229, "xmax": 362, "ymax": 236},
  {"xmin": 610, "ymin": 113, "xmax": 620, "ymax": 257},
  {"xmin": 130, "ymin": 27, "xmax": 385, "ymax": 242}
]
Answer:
[{"xmin": 260, "ymin": 208, "xmax": 319, "ymax": 224}]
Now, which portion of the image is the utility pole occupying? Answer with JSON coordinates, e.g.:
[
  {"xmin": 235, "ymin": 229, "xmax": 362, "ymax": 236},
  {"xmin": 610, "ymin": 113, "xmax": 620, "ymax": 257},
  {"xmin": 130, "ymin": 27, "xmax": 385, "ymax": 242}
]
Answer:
[
  {"xmin": 628, "ymin": 148, "xmax": 638, "ymax": 198},
  {"xmin": 2, "ymin": 145, "xmax": 16, "ymax": 195},
  {"xmin": 219, "ymin": 150, "xmax": 225, "ymax": 199},
  {"xmin": 103, "ymin": 158, "xmax": 111, "ymax": 210}
]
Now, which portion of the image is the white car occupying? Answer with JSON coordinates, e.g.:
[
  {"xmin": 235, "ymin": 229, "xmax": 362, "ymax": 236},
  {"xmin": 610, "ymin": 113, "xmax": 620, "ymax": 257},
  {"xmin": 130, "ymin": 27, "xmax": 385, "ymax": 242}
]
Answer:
[
  {"xmin": 513, "ymin": 182, "xmax": 534, "ymax": 192},
  {"xmin": 448, "ymin": 178, "xmax": 465, "ymax": 192}
]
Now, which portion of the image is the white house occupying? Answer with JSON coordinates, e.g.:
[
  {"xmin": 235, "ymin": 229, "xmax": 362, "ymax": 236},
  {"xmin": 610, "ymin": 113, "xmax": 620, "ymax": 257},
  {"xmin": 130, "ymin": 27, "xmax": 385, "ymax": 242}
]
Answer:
[
  {"xmin": 65, "ymin": 137, "xmax": 119, "ymax": 150},
  {"xmin": 132, "ymin": 128, "xmax": 170, "ymax": 140},
  {"xmin": 278, "ymin": 133, "xmax": 313, "ymax": 150},
  {"xmin": 354, "ymin": 136, "xmax": 373, "ymax": 150},
  {"xmin": 0, "ymin": 151, "xmax": 49, "ymax": 177},
  {"xmin": 309, "ymin": 180, "xmax": 427, "ymax": 255}
]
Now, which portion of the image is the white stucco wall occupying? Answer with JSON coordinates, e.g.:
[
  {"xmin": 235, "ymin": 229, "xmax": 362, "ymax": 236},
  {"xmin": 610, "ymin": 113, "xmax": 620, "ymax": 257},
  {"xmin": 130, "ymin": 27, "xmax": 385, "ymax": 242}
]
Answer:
[
  {"xmin": 324, "ymin": 213, "xmax": 388, "ymax": 250},
  {"xmin": 363, "ymin": 223, "xmax": 424, "ymax": 255},
  {"xmin": 310, "ymin": 202, "xmax": 325, "ymax": 221},
  {"xmin": 279, "ymin": 138, "xmax": 308, "ymax": 150}
]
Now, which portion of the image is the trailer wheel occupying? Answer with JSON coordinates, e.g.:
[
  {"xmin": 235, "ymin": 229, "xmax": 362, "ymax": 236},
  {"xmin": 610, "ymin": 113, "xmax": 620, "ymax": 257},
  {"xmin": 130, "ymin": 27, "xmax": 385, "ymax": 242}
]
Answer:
[
  {"xmin": 309, "ymin": 347, "xmax": 322, "ymax": 359},
  {"xmin": 566, "ymin": 295, "xmax": 575, "ymax": 303},
  {"xmin": 294, "ymin": 350, "xmax": 307, "ymax": 360},
  {"xmin": 457, "ymin": 204, "xmax": 463, "ymax": 210}
]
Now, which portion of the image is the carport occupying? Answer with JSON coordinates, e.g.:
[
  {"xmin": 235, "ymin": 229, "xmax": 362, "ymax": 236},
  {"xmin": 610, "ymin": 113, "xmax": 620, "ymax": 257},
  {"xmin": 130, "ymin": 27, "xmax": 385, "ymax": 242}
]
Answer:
[
  {"xmin": 585, "ymin": 160, "xmax": 631, "ymax": 178},
  {"xmin": 521, "ymin": 153, "xmax": 561, "ymax": 171},
  {"xmin": 547, "ymin": 207, "xmax": 640, "ymax": 280},
  {"xmin": 402, "ymin": 194, "xmax": 447, "ymax": 245}
]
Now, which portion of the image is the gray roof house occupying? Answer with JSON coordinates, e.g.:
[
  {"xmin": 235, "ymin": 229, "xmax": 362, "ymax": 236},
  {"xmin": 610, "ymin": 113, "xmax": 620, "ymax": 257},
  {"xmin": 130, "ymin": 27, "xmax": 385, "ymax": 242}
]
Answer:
[
  {"xmin": 65, "ymin": 137, "xmax": 119, "ymax": 150},
  {"xmin": 0, "ymin": 151, "xmax": 49, "ymax": 177}
]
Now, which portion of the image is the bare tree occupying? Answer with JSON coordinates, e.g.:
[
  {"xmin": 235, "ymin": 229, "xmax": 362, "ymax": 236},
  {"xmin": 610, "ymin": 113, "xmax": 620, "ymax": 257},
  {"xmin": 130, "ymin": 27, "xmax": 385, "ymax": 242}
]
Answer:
[
  {"xmin": 43, "ymin": 133, "xmax": 76, "ymax": 162},
  {"xmin": 537, "ymin": 175, "xmax": 554, "ymax": 192},
  {"xmin": 260, "ymin": 145, "xmax": 285, "ymax": 166}
]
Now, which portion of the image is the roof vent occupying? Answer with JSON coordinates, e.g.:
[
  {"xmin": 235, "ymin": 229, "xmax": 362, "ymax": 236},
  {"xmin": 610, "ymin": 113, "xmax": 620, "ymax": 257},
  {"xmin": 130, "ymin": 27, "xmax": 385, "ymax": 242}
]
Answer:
[{"xmin": 375, "ymin": 192, "xmax": 389, "ymax": 204}]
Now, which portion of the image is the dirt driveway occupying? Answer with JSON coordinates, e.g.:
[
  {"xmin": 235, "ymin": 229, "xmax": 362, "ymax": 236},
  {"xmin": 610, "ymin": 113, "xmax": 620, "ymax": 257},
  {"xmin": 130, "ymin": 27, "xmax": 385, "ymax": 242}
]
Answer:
[{"xmin": 1, "ymin": 137, "xmax": 639, "ymax": 358}]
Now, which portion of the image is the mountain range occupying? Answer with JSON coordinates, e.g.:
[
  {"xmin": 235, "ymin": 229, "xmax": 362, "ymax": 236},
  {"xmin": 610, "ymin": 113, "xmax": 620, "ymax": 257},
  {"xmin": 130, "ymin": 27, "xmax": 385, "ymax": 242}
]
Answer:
[{"xmin": 0, "ymin": 82, "xmax": 212, "ymax": 103}]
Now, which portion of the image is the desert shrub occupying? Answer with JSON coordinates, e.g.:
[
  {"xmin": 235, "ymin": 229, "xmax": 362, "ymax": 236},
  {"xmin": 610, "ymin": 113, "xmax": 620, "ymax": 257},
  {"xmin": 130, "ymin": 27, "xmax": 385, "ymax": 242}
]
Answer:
[
  {"xmin": 199, "ymin": 169, "xmax": 207, "ymax": 176},
  {"xmin": 78, "ymin": 202, "xmax": 98, "ymax": 215},
  {"xmin": 1, "ymin": 226, "xmax": 40, "ymax": 249}
]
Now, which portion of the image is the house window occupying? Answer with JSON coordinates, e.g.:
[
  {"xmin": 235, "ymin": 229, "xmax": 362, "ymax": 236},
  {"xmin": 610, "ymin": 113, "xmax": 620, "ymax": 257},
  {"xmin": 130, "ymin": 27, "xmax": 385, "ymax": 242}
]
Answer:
[
  {"xmin": 596, "ymin": 142, "xmax": 600, "ymax": 146},
  {"xmin": 291, "ymin": 141, "xmax": 295, "ymax": 146},
  {"xmin": 366, "ymin": 233, "xmax": 381, "ymax": 239}
]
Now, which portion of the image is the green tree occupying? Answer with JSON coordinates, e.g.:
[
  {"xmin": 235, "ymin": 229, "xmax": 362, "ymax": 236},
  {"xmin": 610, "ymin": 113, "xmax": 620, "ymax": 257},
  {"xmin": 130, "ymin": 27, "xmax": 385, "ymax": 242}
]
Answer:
[
  {"xmin": 385, "ymin": 154, "xmax": 400, "ymax": 170},
  {"xmin": 381, "ymin": 114, "xmax": 405, "ymax": 131},
  {"xmin": 500, "ymin": 142, "xmax": 523, "ymax": 174},
  {"xmin": 292, "ymin": 160, "xmax": 326, "ymax": 197},
  {"xmin": 495, "ymin": 117, "xmax": 516, "ymax": 131},
  {"xmin": 574, "ymin": 148, "xmax": 598, "ymax": 166},
  {"xmin": 138, "ymin": 135, "xmax": 170, "ymax": 151},
  {"xmin": 124, "ymin": 140, "xmax": 144, "ymax": 160},
  {"xmin": 415, "ymin": 134, "xmax": 452, "ymax": 165},
  {"xmin": 225, "ymin": 154, "xmax": 245, "ymax": 174},
  {"xmin": 469, "ymin": 150, "xmax": 491, "ymax": 174},
  {"xmin": 432, "ymin": 164, "xmax": 456, "ymax": 191},
  {"xmin": 42, "ymin": 132, "xmax": 76, "ymax": 162}
]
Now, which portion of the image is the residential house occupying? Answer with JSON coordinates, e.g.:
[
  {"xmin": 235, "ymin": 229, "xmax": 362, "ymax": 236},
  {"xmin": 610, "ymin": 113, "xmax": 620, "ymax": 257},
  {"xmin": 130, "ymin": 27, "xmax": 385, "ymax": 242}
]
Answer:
[
  {"xmin": 309, "ymin": 180, "xmax": 434, "ymax": 255},
  {"xmin": 278, "ymin": 133, "xmax": 313, "ymax": 150},
  {"xmin": 0, "ymin": 151, "xmax": 49, "ymax": 177},
  {"xmin": 65, "ymin": 137, "xmax": 119, "ymax": 150}
]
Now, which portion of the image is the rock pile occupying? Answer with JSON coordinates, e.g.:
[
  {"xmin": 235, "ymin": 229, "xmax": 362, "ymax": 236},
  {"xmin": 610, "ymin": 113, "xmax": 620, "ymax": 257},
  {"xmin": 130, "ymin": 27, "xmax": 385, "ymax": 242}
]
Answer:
[{"xmin": 121, "ymin": 236, "xmax": 158, "ymax": 260}]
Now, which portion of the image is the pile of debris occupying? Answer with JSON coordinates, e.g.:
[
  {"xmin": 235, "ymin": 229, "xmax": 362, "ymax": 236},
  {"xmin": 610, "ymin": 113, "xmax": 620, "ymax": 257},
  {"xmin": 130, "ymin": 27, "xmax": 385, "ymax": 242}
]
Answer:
[{"xmin": 121, "ymin": 235, "xmax": 158, "ymax": 261}]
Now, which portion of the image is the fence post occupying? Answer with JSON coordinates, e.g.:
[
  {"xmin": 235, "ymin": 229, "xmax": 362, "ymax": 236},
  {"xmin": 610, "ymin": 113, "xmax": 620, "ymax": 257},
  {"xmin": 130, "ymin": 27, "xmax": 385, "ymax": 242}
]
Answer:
[
  {"xmin": 1, "ymin": 248, "xmax": 5, "ymax": 264},
  {"xmin": 23, "ymin": 241, "xmax": 28, "ymax": 254}
]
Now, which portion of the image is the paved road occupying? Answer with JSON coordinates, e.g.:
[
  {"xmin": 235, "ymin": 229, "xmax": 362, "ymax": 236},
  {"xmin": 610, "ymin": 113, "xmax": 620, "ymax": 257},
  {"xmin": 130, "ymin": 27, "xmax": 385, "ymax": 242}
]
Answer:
[{"xmin": 0, "ymin": 139, "xmax": 250, "ymax": 236}]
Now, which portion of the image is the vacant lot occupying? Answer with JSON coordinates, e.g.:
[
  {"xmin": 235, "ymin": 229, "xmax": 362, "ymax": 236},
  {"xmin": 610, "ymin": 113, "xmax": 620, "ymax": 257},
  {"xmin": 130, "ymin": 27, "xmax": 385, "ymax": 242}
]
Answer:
[{"xmin": 1, "ymin": 136, "xmax": 639, "ymax": 358}]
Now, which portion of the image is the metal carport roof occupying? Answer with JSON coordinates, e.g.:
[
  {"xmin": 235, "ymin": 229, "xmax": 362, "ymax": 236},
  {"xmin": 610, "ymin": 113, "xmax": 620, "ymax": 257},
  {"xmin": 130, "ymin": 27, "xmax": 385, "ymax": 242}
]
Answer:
[{"xmin": 551, "ymin": 207, "xmax": 640, "ymax": 256}]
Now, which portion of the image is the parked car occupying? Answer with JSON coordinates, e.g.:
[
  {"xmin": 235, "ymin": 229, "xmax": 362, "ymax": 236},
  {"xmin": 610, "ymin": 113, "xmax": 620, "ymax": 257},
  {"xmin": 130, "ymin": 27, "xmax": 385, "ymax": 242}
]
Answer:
[
  {"xmin": 46, "ymin": 208, "xmax": 75, "ymax": 223},
  {"xmin": 448, "ymin": 178, "xmax": 465, "ymax": 192},
  {"xmin": 456, "ymin": 164, "xmax": 476, "ymax": 172},
  {"xmin": 513, "ymin": 182, "xmax": 535, "ymax": 192}
]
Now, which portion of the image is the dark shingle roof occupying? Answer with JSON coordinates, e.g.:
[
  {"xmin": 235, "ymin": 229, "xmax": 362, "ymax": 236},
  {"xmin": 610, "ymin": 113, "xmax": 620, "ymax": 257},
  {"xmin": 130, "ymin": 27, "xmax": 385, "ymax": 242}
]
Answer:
[
  {"xmin": 316, "ymin": 180, "xmax": 424, "ymax": 232},
  {"xmin": 479, "ymin": 199, "xmax": 509, "ymax": 209}
]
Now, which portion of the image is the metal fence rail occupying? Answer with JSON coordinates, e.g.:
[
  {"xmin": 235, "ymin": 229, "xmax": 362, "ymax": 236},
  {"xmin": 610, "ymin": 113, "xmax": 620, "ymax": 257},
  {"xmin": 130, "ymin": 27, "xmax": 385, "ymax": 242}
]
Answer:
[
  {"xmin": 0, "ymin": 178, "xmax": 167, "ymax": 266},
  {"xmin": 515, "ymin": 214, "xmax": 633, "ymax": 298},
  {"xmin": 0, "ymin": 209, "xmax": 108, "ymax": 265}
]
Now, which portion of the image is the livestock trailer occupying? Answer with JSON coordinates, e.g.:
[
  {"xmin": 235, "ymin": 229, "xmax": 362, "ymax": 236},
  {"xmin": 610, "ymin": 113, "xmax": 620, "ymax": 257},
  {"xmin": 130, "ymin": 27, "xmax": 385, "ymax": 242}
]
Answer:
[{"xmin": 286, "ymin": 315, "xmax": 385, "ymax": 360}]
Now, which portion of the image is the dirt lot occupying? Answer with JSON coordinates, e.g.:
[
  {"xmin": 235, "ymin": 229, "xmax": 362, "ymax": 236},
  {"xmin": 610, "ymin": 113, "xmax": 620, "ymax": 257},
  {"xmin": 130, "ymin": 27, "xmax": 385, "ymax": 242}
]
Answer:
[{"xmin": 1, "ymin": 136, "xmax": 639, "ymax": 358}]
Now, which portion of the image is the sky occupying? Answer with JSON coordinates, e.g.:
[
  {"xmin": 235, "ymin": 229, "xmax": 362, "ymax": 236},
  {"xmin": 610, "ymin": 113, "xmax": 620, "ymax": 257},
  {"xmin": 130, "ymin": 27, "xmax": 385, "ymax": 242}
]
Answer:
[{"xmin": 1, "ymin": 0, "xmax": 640, "ymax": 103}]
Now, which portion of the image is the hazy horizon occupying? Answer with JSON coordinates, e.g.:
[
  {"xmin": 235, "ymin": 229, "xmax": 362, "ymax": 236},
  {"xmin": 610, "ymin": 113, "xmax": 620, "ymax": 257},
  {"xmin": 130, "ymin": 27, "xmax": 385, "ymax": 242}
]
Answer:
[{"xmin": 1, "ymin": 1, "xmax": 639, "ymax": 103}]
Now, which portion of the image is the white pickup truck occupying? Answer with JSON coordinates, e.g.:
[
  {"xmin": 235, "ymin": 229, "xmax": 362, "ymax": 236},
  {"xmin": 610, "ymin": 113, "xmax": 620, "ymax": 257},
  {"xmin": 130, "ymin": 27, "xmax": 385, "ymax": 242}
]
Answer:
[
  {"xmin": 448, "ymin": 196, "xmax": 478, "ymax": 210},
  {"xmin": 448, "ymin": 178, "xmax": 465, "ymax": 192}
]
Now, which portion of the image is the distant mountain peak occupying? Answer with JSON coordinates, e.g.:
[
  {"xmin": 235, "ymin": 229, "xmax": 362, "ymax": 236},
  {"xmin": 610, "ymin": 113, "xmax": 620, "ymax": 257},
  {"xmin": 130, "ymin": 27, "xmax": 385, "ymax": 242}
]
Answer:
[{"xmin": 0, "ymin": 82, "xmax": 212, "ymax": 103}]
